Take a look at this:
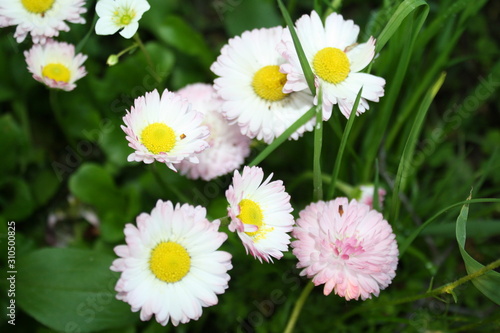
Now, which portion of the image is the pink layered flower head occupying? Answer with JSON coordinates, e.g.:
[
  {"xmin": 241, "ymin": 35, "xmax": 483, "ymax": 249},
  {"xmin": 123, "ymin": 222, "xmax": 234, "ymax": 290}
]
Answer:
[
  {"xmin": 278, "ymin": 11, "xmax": 385, "ymax": 119},
  {"xmin": 292, "ymin": 198, "xmax": 398, "ymax": 300},
  {"xmin": 226, "ymin": 166, "xmax": 294, "ymax": 263},
  {"xmin": 176, "ymin": 83, "xmax": 251, "ymax": 181},
  {"xmin": 24, "ymin": 40, "xmax": 87, "ymax": 91},
  {"xmin": 121, "ymin": 89, "xmax": 210, "ymax": 171},
  {"xmin": 111, "ymin": 200, "xmax": 232, "ymax": 326},
  {"xmin": 0, "ymin": 0, "xmax": 86, "ymax": 44},
  {"xmin": 211, "ymin": 26, "xmax": 314, "ymax": 143}
]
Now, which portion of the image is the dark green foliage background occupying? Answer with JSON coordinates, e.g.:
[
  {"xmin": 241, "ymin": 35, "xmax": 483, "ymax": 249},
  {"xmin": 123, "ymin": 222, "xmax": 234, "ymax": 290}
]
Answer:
[{"xmin": 0, "ymin": 0, "xmax": 499, "ymax": 332}]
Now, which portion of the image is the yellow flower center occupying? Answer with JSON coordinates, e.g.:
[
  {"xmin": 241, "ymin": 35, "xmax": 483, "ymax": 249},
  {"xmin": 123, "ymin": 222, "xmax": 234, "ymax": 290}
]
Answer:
[
  {"xmin": 238, "ymin": 199, "xmax": 273, "ymax": 240},
  {"xmin": 252, "ymin": 65, "xmax": 288, "ymax": 102},
  {"xmin": 113, "ymin": 8, "xmax": 136, "ymax": 26},
  {"xmin": 313, "ymin": 47, "xmax": 350, "ymax": 84},
  {"xmin": 21, "ymin": 0, "xmax": 54, "ymax": 14},
  {"xmin": 42, "ymin": 63, "xmax": 71, "ymax": 83},
  {"xmin": 149, "ymin": 241, "xmax": 191, "ymax": 283},
  {"xmin": 141, "ymin": 123, "xmax": 176, "ymax": 154}
]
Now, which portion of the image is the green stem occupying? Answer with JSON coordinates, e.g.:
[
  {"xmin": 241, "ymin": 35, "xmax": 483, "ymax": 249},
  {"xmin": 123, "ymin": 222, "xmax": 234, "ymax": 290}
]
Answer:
[
  {"xmin": 117, "ymin": 42, "xmax": 139, "ymax": 58},
  {"xmin": 284, "ymin": 281, "xmax": 315, "ymax": 333},
  {"xmin": 133, "ymin": 33, "xmax": 162, "ymax": 83},
  {"xmin": 340, "ymin": 258, "xmax": 500, "ymax": 321},
  {"xmin": 313, "ymin": 87, "xmax": 323, "ymax": 201}
]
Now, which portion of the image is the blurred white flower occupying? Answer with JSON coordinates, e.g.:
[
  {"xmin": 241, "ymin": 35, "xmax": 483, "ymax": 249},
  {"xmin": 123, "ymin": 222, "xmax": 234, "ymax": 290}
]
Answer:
[{"xmin": 95, "ymin": 0, "xmax": 150, "ymax": 39}]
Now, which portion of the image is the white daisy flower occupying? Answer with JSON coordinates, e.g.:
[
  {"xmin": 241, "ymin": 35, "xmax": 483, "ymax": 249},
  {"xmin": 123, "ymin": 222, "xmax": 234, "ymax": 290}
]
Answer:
[
  {"xmin": 0, "ymin": 0, "xmax": 86, "ymax": 44},
  {"xmin": 279, "ymin": 11, "xmax": 385, "ymax": 119},
  {"xmin": 95, "ymin": 0, "xmax": 150, "ymax": 39},
  {"xmin": 176, "ymin": 83, "xmax": 251, "ymax": 181},
  {"xmin": 24, "ymin": 40, "xmax": 87, "ymax": 91},
  {"xmin": 121, "ymin": 89, "xmax": 210, "ymax": 171},
  {"xmin": 111, "ymin": 200, "xmax": 232, "ymax": 326},
  {"xmin": 211, "ymin": 26, "xmax": 314, "ymax": 144},
  {"xmin": 226, "ymin": 166, "xmax": 294, "ymax": 263}
]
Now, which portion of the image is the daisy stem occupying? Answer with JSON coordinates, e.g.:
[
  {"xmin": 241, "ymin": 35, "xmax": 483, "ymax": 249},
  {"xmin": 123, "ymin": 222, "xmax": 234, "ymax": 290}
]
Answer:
[
  {"xmin": 116, "ymin": 42, "xmax": 139, "ymax": 58},
  {"xmin": 339, "ymin": 258, "xmax": 500, "ymax": 322},
  {"xmin": 313, "ymin": 87, "xmax": 323, "ymax": 201},
  {"xmin": 284, "ymin": 281, "xmax": 315, "ymax": 333},
  {"xmin": 133, "ymin": 33, "xmax": 162, "ymax": 84},
  {"xmin": 49, "ymin": 89, "xmax": 76, "ymax": 150}
]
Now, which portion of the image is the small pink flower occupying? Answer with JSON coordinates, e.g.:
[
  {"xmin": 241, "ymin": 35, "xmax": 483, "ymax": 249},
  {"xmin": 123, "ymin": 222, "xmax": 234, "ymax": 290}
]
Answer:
[
  {"xmin": 24, "ymin": 40, "xmax": 87, "ymax": 91},
  {"xmin": 292, "ymin": 198, "xmax": 398, "ymax": 300},
  {"xmin": 357, "ymin": 185, "xmax": 386, "ymax": 210},
  {"xmin": 176, "ymin": 83, "xmax": 251, "ymax": 181},
  {"xmin": 226, "ymin": 166, "xmax": 294, "ymax": 263}
]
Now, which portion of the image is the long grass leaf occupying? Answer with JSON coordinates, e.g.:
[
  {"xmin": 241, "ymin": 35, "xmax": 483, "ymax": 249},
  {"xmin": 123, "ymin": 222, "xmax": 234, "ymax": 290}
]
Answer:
[
  {"xmin": 326, "ymin": 88, "xmax": 362, "ymax": 200},
  {"xmin": 277, "ymin": 0, "xmax": 316, "ymax": 95},
  {"xmin": 390, "ymin": 72, "xmax": 446, "ymax": 223}
]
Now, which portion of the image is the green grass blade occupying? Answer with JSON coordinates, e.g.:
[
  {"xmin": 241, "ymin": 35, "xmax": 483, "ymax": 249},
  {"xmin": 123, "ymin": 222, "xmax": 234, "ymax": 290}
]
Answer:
[
  {"xmin": 249, "ymin": 107, "xmax": 315, "ymax": 167},
  {"xmin": 375, "ymin": 0, "xmax": 429, "ymax": 53},
  {"xmin": 398, "ymin": 198, "xmax": 500, "ymax": 257},
  {"xmin": 326, "ymin": 88, "xmax": 362, "ymax": 200},
  {"xmin": 456, "ymin": 194, "xmax": 500, "ymax": 305},
  {"xmin": 277, "ymin": 0, "xmax": 316, "ymax": 95},
  {"xmin": 313, "ymin": 87, "xmax": 323, "ymax": 201},
  {"xmin": 390, "ymin": 72, "xmax": 446, "ymax": 223}
]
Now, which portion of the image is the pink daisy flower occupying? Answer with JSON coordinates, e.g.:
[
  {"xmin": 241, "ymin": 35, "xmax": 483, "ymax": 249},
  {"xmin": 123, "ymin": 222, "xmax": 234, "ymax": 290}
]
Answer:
[
  {"xmin": 356, "ymin": 184, "xmax": 386, "ymax": 210},
  {"xmin": 111, "ymin": 200, "xmax": 232, "ymax": 326},
  {"xmin": 176, "ymin": 83, "xmax": 251, "ymax": 181},
  {"xmin": 226, "ymin": 166, "xmax": 294, "ymax": 263},
  {"xmin": 278, "ymin": 11, "xmax": 385, "ymax": 119},
  {"xmin": 0, "ymin": 0, "xmax": 86, "ymax": 44},
  {"xmin": 24, "ymin": 40, "xmax": 87, "ymax": 91},
  {"xmin": 121, "ymin": 89, "xmax": 210, "ymax": 171},
  {"xmin": 292, "ymin": 198, "xmax": 398, "ymax": 300}
]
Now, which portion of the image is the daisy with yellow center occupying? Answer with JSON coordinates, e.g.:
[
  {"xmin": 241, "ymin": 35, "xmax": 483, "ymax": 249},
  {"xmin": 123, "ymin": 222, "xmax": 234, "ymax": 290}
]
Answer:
[
  {"xmin": 0, "ymin": 0, "xmax": 86, "ymax": 44},
  {"xmin": 24, "ymin": 40, "xmax": 87, "ymax": 91},
  {"xmin": 95, "ymin": 0, "xmax": 150, "ymax": 39},
  {"xmin": 226, "ymin": 166, "xmax": 294, "ymax": 263},
  {"xmin": 111, "ymin": 200, "xmax": 232, "ymax": 326},
  {"xmin": 121, "ymin": 89, "xmax": 210, "ymax": 171},
  {"xmin": 211, "ymin": 26, "xmax": 314, "ymax": 144},
  {"xmin": 279, "ymin": 11, "xmax": 386, "ymax": 119}
]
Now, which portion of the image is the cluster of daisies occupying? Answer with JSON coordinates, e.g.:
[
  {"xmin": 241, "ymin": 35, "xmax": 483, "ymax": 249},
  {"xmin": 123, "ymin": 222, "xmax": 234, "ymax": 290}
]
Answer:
[
  {"xmin": 114, "ymin": 7, "xmax": 398, "ymax": 328},
  {"xmin": 0, "ymin": 0, "xmax": 150, "ymax": 91},
  {"xmin": 2, "ymin": 0, "xmax": 398, "ymax": 327}
]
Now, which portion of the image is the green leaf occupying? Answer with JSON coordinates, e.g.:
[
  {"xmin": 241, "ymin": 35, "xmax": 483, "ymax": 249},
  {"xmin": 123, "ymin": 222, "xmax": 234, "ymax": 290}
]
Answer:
[
  {"xmin": 390, "ymin": 72, "xmax": 446, "ymax": 223},
  {"xmin": 0, "ymin": 114, "xmax": 29, "ymax": 174},
  {"xmin": 456, "ymin": 195, "xmax": 500, "ymax": 305},
  {"xmin": 223, "ymin": 0, "xmax": 281, "ymax": 37},
  {"xmin": 69, "ymin": 163, "xmax": 124, "ymax": 213},
  {"xmin": 155, "ymin": 15, "xmax": 214, "ymax": 67},
  {"xmin": 375, "ymin": 0, "xmax": 429, "ymax": 53},
  {"xmin": 17, "ymin": 248, "xmax": 138, "ymax": 332},
  {"xmin": 0, "ymin": 178, "xmax": 35, "ymax": 221},
  {"xmin": 277, "ymin": 0, "xmax": 316, "ymax": 95},
  {"xmin": 326, "ymin": 89, "xmax": 362, "ymax": 200}
]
